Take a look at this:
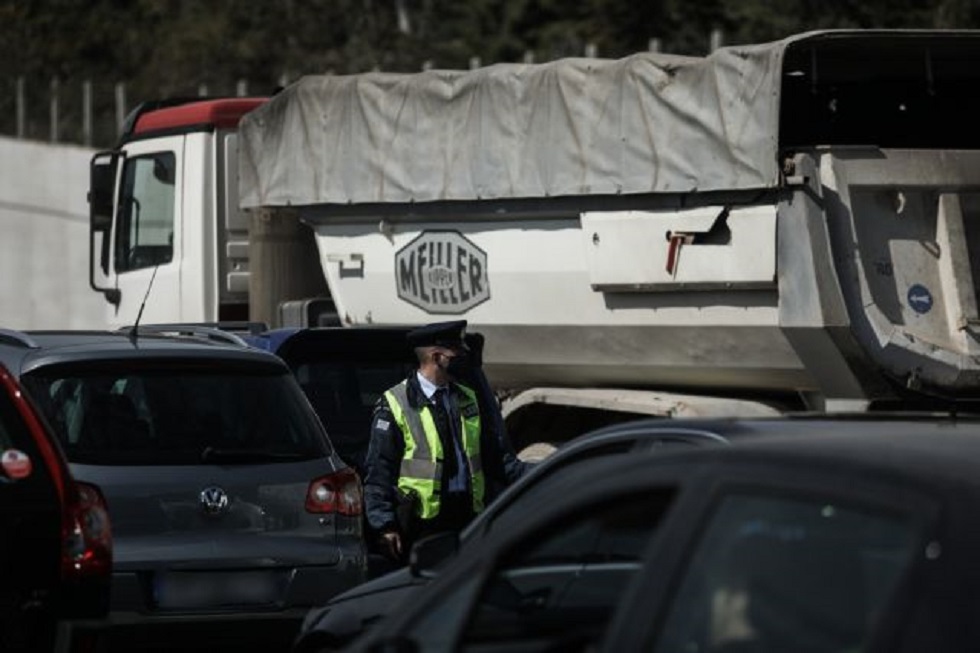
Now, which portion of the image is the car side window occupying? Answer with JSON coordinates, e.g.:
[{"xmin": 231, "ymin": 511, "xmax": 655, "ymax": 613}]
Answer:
[
  {"xmin": 478, "ymin": 440, "xmax": 636, "ymax": 537},
  {"xmin": 457, "ymin": 489, "xmax": 675, "ymax": 652},
  {"xmin": 654, "ymin": 494, "xmax": 921, "ymax": 653},
  {"xmin": 480, "ymin": 436, "xmax": 704, "ymax": 539}
]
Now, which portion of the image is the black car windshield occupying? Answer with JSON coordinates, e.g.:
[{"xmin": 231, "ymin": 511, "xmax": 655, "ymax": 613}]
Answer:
[{"xmin": 22, "ymin": 363, "xmax": 329, "ymax": 465}]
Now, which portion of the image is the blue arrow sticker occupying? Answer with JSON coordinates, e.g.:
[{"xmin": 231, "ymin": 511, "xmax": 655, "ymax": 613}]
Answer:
[{"xmin": 907, "ymin": 284, "xmax": 933, "ymax": 314}]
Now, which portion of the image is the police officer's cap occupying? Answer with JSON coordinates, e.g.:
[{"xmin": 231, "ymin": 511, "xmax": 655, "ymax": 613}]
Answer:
[{"xmin": 406, "ymin": 320, "xmax": 468, "ymax": 349}]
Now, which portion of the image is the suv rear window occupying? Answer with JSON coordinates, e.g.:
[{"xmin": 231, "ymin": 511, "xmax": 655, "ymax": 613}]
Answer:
[
  {"xmin": 293, "ymin": 360, "xmax": 411, "ymax": 473},
  {"xmin": 22, "ymin": 364, "xmax": 329, "ymax": 466}
]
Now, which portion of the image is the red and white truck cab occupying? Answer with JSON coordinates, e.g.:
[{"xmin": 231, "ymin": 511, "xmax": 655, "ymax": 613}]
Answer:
[{"xmin": 89, "ymin": 98, "xmax": 272, "ymax": 327}]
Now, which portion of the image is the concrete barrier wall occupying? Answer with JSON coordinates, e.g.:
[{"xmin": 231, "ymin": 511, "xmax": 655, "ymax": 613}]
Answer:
[{"xmin": 0, "ymin": 137, "xmax": 108, "ymax": 329}]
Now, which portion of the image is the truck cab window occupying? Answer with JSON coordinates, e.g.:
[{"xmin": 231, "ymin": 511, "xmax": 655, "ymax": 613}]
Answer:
[{"xmin": 115, "ymin": 153, "xmax": 176, "ymax": 273}]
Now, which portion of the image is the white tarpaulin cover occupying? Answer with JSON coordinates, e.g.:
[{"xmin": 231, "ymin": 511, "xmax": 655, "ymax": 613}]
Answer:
[{"xmin": 239, "ymin": 38, "xmax": 792, "ymax": 208}]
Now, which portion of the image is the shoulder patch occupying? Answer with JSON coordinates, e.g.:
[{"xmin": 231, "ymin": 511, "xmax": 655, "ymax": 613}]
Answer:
[{"xmin": 375, "ymin": 418, "xmax": 391, "ymax": 431}]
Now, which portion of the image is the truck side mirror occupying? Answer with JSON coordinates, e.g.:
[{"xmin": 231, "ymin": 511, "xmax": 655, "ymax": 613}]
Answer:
[
  {"xmin": 88, "ymin": 151, "xmax": 121, "ymax": 305},
  {"xmin": 89, "ymin": 152, "xmax": 118, "ymax": 232}
]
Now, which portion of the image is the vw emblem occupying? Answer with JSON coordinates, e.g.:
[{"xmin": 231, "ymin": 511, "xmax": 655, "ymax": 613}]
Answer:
[{"xmin": 199, "ymin": 486, "xmax": 229, "ymax": 515}]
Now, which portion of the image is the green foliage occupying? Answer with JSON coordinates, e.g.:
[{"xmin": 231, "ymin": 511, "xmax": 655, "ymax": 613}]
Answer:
[{"xmin": 1, "ymin": 0, "xmax": 978, "ymax": 110}]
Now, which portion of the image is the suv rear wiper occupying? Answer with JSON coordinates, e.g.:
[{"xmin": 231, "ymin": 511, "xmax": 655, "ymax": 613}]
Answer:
[{"xmin": 200, "ymin": 446, "xmax": 309, "ymax": 463}]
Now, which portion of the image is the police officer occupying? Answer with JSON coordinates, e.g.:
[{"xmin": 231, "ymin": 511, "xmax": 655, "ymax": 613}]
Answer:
[{"xmin": 363, "ymin": 320, "xmax": 525, "ymax": 564}]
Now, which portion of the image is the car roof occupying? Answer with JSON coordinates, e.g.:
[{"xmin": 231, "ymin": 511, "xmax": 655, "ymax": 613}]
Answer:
[
  {"xmin": 573, "ymin": 421, "xmax": 980, "ymax": 494},
  {"xmin": 243, "ymin": 326, "xmax": 419, "ymax": 363},
  {"xmin": 465, "ymin": 415, "xmax": 980, "ymax": 538},
  {"xmin": 0, "ymin": 329, "xmax": 288, "ymax": 376},
  {"xmin": 719, "ymin": 422, "xmax": 980, "ymax": 486},
  {"xmin": 579, "ymin": 414, "xmax": 980, "ymax": 441},
  {"xmin": 240, "ymin": 325, "xmax": 485, "ymax": 367}
]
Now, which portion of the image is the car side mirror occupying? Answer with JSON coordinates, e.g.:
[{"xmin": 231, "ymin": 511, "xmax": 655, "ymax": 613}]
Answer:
[{"xmin": 409, "ymin": 531, "xmax": 459, "ymax": 579}]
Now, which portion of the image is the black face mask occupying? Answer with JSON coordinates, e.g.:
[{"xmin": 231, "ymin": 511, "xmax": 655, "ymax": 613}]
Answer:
[{"xmin": 444, "ymin": 352, "xmax": 470, "ymax": 380}]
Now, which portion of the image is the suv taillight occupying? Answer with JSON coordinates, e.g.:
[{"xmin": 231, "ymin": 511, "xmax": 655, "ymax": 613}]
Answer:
[
  {"xmin": 62, "ymin": 482, "xmax": 112, "ymax": 580},
  {"xmin": 305, "ymin": 468, "xmax": 363, "ymax": 516}
]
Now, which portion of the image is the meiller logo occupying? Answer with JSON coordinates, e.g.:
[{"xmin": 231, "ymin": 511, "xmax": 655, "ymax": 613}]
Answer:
[{"xmin": 395, "ymin": 230, "xmax": 489, "ymax": 314}]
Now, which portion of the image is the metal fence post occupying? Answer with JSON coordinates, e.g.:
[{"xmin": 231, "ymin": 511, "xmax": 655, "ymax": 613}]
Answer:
[
  {"xmin": 16, "ymin": 77, "xmax": 25, "ymax": 139},
  {"xmin": 115, "ymin": 82, "xmax": 127, "ymax": 137},
  {"xmin": 49, "ymin": 77, "xmax": 59, "ymax": 143},
  {"xmin": 396, "ymin": 0, "xmax": 411, "ymax": 34},
  {"xmin": 236, "ymin": 79, "xmax": 248, "ymax": 97},
  {"xmin": 710, "ymin": 29, "xmax": 724, "ymax": 52},
  {"xmin": 82, "ymin": 79, "xmax": 93, "ymax": 146}
]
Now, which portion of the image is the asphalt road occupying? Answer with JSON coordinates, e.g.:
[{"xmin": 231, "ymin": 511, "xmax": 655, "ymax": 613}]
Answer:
[{"xmin": 69, "ymin": 617, "xmax": 302, "ymax": 653}]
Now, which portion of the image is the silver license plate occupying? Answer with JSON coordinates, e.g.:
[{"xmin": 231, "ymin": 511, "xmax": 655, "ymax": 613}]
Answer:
[{"xmin": 154, "ymin": 570, "xmax": 284, "ymax": 609}]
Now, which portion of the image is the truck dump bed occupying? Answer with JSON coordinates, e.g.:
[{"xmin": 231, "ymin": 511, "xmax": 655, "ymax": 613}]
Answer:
[{"xmin": 238, "ymin": 30, "xmax": 980, "ymax": 409}]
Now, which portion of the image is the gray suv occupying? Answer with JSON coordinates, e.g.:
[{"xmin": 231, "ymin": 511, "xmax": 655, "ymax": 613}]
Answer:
[{"xmin": 0, "ymin": 326, "xmax": 367, "ymax": 649}]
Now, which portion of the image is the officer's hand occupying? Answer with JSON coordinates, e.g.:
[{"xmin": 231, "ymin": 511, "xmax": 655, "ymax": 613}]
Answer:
[{"xmin": 380, "ymin": 530, "xmax": 402, "ymax": 560}]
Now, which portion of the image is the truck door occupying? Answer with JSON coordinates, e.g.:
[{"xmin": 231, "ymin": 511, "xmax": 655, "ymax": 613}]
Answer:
[{"xmin": 109, "ymin": 136, "xmax": 183, "ymax": 327}]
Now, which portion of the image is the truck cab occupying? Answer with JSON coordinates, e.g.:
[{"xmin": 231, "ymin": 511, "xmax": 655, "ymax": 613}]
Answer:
[
  {"xmin": 88, "ymin": 98, "xmax": 330, "ymax": 329},
  {"xmin": 89, "ymin": 99, "xmax": 263, "ymax": 327}
]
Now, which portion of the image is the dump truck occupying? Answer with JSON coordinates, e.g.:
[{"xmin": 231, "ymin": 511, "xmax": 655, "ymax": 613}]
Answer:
[{"xmin": 88, "ymin": 30, "xmax": 980, "ymax": 447}]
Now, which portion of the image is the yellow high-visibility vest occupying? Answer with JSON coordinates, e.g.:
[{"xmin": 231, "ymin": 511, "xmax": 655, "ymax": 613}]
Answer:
[{"xmin": 384, "ymin": 381, "xmax": 485, "ymax": 520}]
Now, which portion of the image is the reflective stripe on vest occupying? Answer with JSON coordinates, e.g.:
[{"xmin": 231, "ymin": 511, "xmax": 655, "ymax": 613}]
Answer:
[{"xmin": 385, "ymin": 381, "xmax": 485, "ymax": 520}]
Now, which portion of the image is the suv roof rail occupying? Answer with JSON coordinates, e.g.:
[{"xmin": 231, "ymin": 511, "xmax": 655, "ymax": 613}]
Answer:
[
  {"xmin": 0, "ymin": 328, "xmax": 39, "ymax": 349},
  {"xmin": 208, "ymin": 321, "xmax": 269, "ymax": 335},
  {"xmin": 138, "ymin": 321, "xmax": 267, "ymax": 335},
  {"xmin": 116, "ymin": 324, "xmax": 252, "ymax": 348}
]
